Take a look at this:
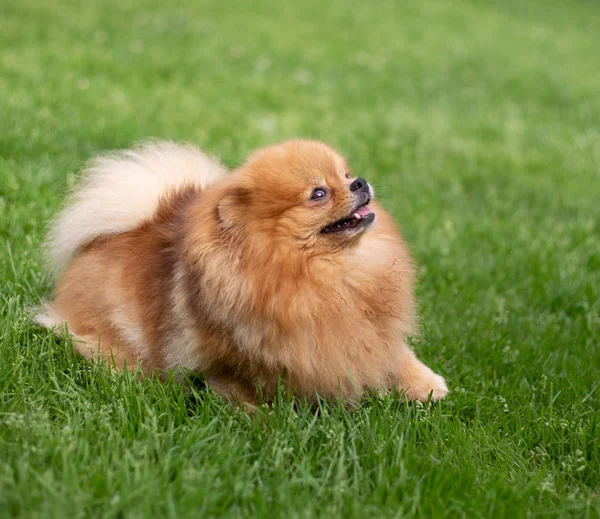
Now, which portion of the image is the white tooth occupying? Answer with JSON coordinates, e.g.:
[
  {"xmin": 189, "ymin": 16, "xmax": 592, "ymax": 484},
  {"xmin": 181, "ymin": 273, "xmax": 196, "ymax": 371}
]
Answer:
[{"xmin": 353, "ymin": 213, "xmax": 360, "ymax": 219}]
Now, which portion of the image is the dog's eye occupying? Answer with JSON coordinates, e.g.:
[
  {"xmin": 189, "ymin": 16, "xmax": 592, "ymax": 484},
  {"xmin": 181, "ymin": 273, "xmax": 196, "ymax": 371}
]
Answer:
[{"xmin": 310, "ymin": 187, "xmax": 328, "ymax": 200}]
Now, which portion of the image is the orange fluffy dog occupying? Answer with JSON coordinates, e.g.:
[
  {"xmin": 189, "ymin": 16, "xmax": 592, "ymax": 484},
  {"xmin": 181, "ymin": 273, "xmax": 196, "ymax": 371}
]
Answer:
[{"xmin": 36, "ymin": 140, "xmax": 448, "ymax": 406}]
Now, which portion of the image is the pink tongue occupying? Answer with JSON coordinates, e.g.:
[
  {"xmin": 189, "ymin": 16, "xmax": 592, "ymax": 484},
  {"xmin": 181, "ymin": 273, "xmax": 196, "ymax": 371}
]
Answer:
[{"xmin": 355, "ymin": 205, "xmax": 373, "ymax": 217}]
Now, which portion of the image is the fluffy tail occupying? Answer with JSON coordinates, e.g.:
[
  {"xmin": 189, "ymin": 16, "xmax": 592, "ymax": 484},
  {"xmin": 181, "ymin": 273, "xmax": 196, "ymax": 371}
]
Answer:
[{"xmin": 45, "ymin": 141, "xmax": 227, "ymax": 278}]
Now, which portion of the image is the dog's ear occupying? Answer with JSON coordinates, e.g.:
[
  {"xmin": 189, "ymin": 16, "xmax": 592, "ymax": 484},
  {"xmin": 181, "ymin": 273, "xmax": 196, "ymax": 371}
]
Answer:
[{"xmin": 217, "ymin": 186, "xmax": 251, "ymax": 229}]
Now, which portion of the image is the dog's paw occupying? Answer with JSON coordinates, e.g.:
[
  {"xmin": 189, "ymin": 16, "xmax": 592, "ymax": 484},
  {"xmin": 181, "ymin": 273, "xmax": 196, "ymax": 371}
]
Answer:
[{"xmin": 402, "ymin": 372, "xmax": 449, "ymax": 402}]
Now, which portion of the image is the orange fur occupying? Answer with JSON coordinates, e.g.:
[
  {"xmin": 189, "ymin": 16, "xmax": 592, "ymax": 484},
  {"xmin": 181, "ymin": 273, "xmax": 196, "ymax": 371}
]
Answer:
[{"xmin": 38, "ymin": 140, "xmax": 447, "ymax": 405}]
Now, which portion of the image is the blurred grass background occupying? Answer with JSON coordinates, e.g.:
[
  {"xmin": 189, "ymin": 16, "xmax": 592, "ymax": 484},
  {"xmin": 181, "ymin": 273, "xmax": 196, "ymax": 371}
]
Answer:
[{"xmin": 1, "ymin": 0, "xmax": 599, "ymax": 517}]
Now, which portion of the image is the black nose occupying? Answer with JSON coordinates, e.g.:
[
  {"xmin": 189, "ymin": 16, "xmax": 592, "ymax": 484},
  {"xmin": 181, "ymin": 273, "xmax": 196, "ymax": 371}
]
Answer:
[{"xmin": 350, "ymin": 177, "xmax": 369, "ymax": 193}]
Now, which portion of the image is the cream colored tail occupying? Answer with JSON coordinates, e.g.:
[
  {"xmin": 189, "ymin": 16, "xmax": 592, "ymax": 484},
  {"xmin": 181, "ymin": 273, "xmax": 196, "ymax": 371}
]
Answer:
[{"xmin": 45, "ymin": 141, "xmax": 227, "ymax": 278}]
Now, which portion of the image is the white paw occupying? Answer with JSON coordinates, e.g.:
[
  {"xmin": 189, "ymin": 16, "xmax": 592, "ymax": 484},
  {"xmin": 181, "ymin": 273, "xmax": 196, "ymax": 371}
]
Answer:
[
  {"xmin": 403, "ymin": 373, "xmax": 449, "ymax": 402},
  {"xmin": 428, "ymin": 374, "xmax": 449, "ymax": 401}
]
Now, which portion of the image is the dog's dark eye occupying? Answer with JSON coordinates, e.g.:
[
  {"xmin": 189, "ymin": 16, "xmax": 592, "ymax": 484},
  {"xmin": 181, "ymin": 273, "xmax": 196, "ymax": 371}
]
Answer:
[{"xmin": 311, "ymin": 187, "xmax": 328, "ymax": 200}]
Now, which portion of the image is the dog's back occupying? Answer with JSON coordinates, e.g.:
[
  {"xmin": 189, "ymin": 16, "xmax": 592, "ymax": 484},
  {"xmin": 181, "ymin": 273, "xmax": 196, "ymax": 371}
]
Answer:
[
  {"xmin": 45, "ymin": 142, "xmax": 226, "ymax": 279},
  {"xmin": 36, "ymin": 142, "xmax": 226, "ymax": 363}
]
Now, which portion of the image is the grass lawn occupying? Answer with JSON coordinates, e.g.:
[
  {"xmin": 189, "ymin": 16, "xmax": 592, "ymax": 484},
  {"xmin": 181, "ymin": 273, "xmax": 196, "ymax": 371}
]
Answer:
[{"xmin": 1, "ymin": 0, "xmax": 599, "ymax": 517}]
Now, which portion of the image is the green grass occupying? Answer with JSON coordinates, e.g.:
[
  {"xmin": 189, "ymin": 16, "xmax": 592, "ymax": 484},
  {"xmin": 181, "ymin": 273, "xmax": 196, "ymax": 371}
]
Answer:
[{"xmin": 1, "ymin": 0, "xmax": 599, "ymax": 517}]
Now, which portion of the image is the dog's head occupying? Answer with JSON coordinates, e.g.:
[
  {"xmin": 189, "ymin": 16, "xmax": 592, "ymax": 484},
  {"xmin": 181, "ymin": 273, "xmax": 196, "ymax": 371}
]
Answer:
[{"xmin": 218, "ymin": 140, "xmax": 375, "ymax": 252}]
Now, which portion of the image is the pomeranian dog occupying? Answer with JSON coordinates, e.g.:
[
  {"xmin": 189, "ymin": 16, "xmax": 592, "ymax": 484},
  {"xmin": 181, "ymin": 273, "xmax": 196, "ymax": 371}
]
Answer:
[{"xmin": 36, "ymin": 140, "xmax": 447, "ymax": 406}]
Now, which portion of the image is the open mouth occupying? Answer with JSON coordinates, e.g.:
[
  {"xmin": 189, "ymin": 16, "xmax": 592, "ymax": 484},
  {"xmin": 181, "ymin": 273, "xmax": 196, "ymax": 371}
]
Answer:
[{"xmin": 321, "ymin": 201, "xmax": 375, "ymax": 234}]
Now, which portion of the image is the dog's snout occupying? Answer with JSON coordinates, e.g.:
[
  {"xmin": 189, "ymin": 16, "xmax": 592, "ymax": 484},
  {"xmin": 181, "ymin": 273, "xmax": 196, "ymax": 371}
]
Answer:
[{"xmin": 350, "ymin": 178, "xmax": 369, "ymax": 193}]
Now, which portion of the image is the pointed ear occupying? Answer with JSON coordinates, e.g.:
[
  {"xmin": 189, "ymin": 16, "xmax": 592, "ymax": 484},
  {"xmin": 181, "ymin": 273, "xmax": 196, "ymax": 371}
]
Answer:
[{"xmin": 217, "ymin": 187, "xmax": 251, "ymax": 229}]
